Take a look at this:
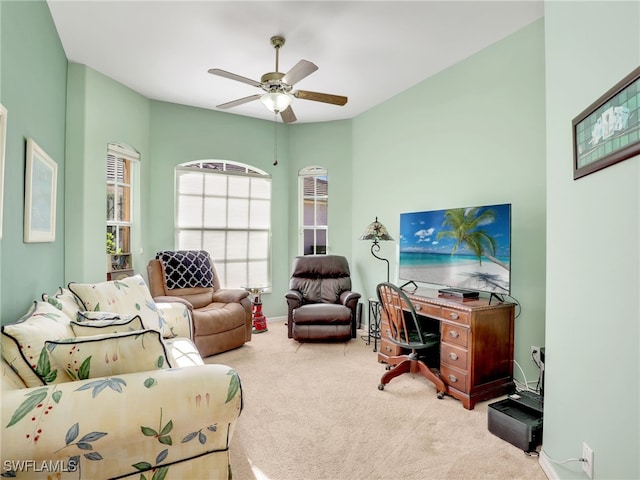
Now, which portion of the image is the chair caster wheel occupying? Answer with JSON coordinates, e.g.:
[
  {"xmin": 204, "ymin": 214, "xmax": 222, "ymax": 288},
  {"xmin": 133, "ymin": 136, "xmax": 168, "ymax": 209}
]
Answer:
[
  {"xmin": 437, "ymin": 392, "xmax": 445, "ymax": 399},
  {"xmin": 378, "ymin": 384, "xmax": 385, "ymax": 391}
]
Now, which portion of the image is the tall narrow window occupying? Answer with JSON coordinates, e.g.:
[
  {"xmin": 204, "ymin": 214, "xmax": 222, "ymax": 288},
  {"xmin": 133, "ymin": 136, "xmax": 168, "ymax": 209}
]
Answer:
[
  {"xmin": 106, "ymin": 143, "xmax": 138, "ymax": 278},
  {"xmin": 299, "ymin": 166, "xmax": 328, "ymax": 255},
  {"xmin": 175, "ymin": 160, "xmax": 271, "ymax": 289}
]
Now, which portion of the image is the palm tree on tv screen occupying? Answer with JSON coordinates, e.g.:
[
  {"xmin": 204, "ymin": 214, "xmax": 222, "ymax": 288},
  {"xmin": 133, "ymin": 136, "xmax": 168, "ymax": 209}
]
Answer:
[{"xmin": 436, "ymin": 208, "xmax": 508, "ymax": 270}]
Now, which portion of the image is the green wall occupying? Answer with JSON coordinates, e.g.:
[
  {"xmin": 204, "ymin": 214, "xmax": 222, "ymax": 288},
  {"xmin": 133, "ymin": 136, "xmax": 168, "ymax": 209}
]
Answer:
[
  {"xmin": 351, "ymin": 20, "xmax": 547, "ymax": 382},
  {"xmin": 0, "ymin": 0, "xmax": 67, "ymax": 323},
  {"xmin": 147, "ymin": 101, "xmax": 294, "ymax": 315},
  {"xmin": 543, "ymin": 2, "xmax": 639, "ymax": 479},
  {"xmin": 287, "ymin": 120, "xmax": 353, "ymax": 258},
  {"xmin": 65, "ymin": 64, "xmax": 150, "ymax": 285},
  {"xmin": 146, "ymin": 107, "xmax": 355, "ymax": 316}
]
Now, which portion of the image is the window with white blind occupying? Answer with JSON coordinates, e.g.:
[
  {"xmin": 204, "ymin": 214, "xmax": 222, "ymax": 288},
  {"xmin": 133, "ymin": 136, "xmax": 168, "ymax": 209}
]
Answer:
[
  {"xmin": 107, "ymin": 143, "xmax": 139, "ymax": 259},
  {"xmin": 299, "ymin": 166, "xmax": 328, "ymax": 255},
  {"xmin": 175, "ymin": 160, "xmax": 271, "ymax": 289}
]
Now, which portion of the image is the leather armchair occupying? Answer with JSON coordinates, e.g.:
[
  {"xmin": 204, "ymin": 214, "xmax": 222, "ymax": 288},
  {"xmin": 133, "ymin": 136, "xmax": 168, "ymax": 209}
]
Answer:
[
  {"xmin": 148, "ymin": 250, "xmax": 252, "ymax": 357},
  {"xmin": 285, "ymin": 255, "xmax": 361, "ymax": 341}
]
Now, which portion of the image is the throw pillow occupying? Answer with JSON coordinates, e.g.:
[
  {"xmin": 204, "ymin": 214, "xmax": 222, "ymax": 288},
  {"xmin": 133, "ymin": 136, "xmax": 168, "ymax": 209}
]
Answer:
[
  {"xmin": 156, "ymin": 250, "xmax": 214, "ymax": 290},
  {"xmin": 1, "ymin": 301, "xmax": 74, "ymax": 386},
  {"xmin": 46, "ymin": 330, "xmax": 172, "ymax": 381},
  {"xmin": 68, "ymin": 275, "xmax": 172, "ymax": 337},
  {"xmin": 42, "ymin": 287, "xmax": 83, "ymax": 321},
  {"xmin": 70, "ymin": 315, "xmax": 145, "ymax": 336}
]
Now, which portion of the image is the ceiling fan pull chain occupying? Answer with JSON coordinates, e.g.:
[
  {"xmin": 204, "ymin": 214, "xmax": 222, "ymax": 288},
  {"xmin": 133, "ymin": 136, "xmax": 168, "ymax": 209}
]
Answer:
[{"xmin": 273, "ymin": 113, "xmax": 278, "ymax": 166}]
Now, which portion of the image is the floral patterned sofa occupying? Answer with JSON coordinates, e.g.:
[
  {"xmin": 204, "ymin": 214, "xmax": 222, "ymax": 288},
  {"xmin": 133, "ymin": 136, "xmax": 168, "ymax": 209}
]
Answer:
[{"xmin": 1, "ymin": 275, "xmax": 242, "ymax": 479}]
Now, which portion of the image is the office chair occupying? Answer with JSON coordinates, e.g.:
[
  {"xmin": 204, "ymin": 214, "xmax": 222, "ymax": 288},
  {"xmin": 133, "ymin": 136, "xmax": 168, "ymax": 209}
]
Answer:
[{"xmin": 376, "ymin": 282, "xmax": 446, "ymax": 399}]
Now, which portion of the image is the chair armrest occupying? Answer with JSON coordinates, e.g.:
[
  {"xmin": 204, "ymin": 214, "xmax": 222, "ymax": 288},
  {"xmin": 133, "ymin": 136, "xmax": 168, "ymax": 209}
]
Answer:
[
  {"xmin": 285, "ymin": 290, "xmax": 303, "ymax": 308},
  {"xmin": 340, "ymin": 291, "xmax": 361, "ymax": 309},
  {"xmin": 341, "ymin": 291, "xmax": 362, "ymax": 338},
  {"xmin": 1, "ymin": 365, "xmax": 242, "ymax": 478},
  {"xmin": 156, "ymin": 301, "xmax": 193, "ymax": 339},
  {"xmin": 212, "ymin": 289, "xmax": 249, "ymax": 304},
  {"xmin": 285, "ymin": 290, "xmax": 304, "ymax": 339},
  {"xmin": 152, "ymin": 295, "xmax": 194, "ymax": 310}
]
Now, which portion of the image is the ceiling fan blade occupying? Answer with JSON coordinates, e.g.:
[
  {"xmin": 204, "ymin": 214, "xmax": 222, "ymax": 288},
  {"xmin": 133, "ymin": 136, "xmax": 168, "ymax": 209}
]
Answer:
[
  {"xmin": 280, "ymin": 106, "xmax": 297, "ymax": 124},
  {"xmin": 208, "ymin": 68, "xmax": 261, "ymax": 88},
  {"xmin": 217, "ymin": 94, "xmax": 261, "ymax": 109},
  {"xmin": 282, "ymin": 60, "xmax": 318, "ymax": 86},
  {"xmin": 294, "ymin": 90, "xmax": 348, "ymax": 106}
]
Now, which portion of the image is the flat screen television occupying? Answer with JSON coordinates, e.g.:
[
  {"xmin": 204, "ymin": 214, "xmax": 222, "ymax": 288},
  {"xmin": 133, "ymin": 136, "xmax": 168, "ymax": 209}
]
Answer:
[{"xmin": 398, "ymin": 203, "xmax": 511, "ymax": 295}]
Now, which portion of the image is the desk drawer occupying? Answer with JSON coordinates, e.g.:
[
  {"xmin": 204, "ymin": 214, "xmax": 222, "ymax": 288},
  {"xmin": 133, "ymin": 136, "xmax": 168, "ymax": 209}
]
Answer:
[
  {"xmin": 441, "ymin": 365, "xmax": 469, "ymax": 392},
  {"xmin": 441, "ymin": 343, "xmax": 468, "ymax": 370},
  {"xmin": 442, "ymin": 323, "xmax": 469, "ymax": 348},
  {"xmin": 412, "ymin": 301, "xmax": 442, "ymax": 318},
  {"xmin": 379, "ymin": 338, "xmax": 403, "ymax": 357},
  {"xmin": 442, "ymin": 307, "xmax": 470, "ymax": 325}
]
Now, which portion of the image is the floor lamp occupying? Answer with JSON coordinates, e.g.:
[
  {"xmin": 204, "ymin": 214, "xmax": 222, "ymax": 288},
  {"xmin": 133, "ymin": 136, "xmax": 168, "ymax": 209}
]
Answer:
[{"xmin": 359, "ymin": 217, "xmax": 394, "ymax": 282}]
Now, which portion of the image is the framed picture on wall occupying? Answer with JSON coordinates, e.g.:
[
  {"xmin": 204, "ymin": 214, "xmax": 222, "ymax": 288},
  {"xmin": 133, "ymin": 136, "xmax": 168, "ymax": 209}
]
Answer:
[
  {"xmin": 0, "ymin": 104, "xmax": 6, "ymax": 239},
  {"xmin": 24, "ymin": 138, "xmax": 57, "ymax": 243},
  {"xmin": 572, "ymin": 66, "xmax": 640, "ymax": 180}
]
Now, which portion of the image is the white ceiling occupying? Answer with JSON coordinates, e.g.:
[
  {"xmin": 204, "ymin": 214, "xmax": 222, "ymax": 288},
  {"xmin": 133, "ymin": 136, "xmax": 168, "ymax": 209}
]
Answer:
[{"xmin": 46, "ymin": 1, "xmax": 543, "ymax": 124}]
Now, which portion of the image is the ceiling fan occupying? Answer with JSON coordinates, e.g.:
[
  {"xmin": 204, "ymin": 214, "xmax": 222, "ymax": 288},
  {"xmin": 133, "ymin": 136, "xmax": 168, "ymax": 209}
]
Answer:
[{"xmin": 208, "ymin": 35, "xmax": 347, "ymax": 123}]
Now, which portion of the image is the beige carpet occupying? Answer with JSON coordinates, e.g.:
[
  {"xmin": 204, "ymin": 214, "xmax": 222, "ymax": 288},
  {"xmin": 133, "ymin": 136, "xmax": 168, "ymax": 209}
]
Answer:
[{"xmin": 208, "ymin": 320, "xmax": 546, "ymax": 480}]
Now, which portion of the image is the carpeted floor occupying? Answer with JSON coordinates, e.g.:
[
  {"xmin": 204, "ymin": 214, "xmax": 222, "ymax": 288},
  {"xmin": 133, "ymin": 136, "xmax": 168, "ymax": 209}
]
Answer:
[{"xmin": 208, "ymin": 320, "xmax": 546, "ymax": 480}]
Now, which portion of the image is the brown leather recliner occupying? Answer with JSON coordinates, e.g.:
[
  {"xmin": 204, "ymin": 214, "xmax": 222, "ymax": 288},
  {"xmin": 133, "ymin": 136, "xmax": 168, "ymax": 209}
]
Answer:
[
  {"xmin": 147, "ymin": 250, "xmax": 252, "ymax": 357},
  {"xmin": 285, "ymin": 255, "xmax": 361, "ymax": 342}
]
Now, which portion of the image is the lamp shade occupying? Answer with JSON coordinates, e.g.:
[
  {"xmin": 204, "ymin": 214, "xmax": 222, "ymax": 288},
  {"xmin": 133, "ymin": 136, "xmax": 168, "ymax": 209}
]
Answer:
[
  {"xmin": 359, "ymin": 217, "xmax": 394, "ymax": 243},
  {"xmin": 260, "ymin": 92, "xmax": 293, "ymax": 113}
]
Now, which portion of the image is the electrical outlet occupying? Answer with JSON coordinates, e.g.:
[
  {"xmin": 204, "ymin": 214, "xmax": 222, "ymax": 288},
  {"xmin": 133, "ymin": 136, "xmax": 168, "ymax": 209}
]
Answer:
[
  {"xmin": 582, "ymin": 442, "xmax": 594, "ymax": 479},
  {"xmin": 530, "ymin": 346, "xmax": 542, "ymax": 365}
]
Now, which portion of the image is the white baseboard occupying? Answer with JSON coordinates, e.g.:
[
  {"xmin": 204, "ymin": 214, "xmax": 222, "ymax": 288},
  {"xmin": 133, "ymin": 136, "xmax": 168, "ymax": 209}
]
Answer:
[{"xmin": 538, "ymin": 448, "xmax": 560, "ymax": 480}]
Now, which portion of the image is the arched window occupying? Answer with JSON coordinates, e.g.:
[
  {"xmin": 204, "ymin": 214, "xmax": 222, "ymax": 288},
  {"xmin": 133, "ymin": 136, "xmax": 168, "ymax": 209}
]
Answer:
[
  {"xmin": 299, "ymin": 166, "xmax": 328, "ymax": 255},
  {"xmin": 175, "ymin": 160, "xmax": 271, "ymax": 289}
]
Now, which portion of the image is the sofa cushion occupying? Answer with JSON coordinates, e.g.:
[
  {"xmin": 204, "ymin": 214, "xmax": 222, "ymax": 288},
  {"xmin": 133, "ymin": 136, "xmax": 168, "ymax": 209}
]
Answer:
[
  {"xmin": 68, "ymin": 274, "xmax": 173, "ymax": 337},
  {"xmin": 0, "ymin": 301, "xmax": 74, "ymax": 387},
  {"xmin": 42, "ymin": 287, "xmax": 83, "ymax": 321},
  {"xmin": 71, "ymin": 315, "xmax": 146, "ymax": 336},
  {"xmin": 292, "ymin": 303, "xmax": 352, "ymax": 325},
  {"xmin": 46, "ymin": 329, "xmax": 172, "ymax": 381},
  {"xmin": 192, "ymin": 302, "xmax": 248, "ymax": 336}
]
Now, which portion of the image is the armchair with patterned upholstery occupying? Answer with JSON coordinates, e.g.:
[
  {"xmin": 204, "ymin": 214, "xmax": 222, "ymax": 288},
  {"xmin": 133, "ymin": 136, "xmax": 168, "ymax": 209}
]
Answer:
[
  {"xmin": 285, "ymin": 255, "xmax": 361, "ymax": 342},
  {"xmin": 147, "ymin": 250, "xmax": 252, "ymax": 357}
]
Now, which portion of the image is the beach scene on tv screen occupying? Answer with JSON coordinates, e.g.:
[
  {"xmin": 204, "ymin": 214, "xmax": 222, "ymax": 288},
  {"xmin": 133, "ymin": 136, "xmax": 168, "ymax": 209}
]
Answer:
[{"xmin": 399, "ymin": 204, "xmax": 511, "ymax": 294}]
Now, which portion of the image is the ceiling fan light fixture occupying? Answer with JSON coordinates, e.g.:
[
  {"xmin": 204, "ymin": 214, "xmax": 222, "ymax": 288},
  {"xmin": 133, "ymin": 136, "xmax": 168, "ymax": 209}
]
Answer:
[
  {"xmin": 209, "ymin": 35, "xmax": 347, "ymax": 123},
  {"xmin": 260, "ymin": 92, "xmax": 293, "ymax": 113}
]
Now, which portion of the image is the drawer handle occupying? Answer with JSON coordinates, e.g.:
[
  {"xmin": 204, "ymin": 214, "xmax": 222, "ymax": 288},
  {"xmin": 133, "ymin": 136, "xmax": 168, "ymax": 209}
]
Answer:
[
  {"xmin": 415, "ymin": 304, "xmax": 421, "ymax": 311},
  {"xmin": 449, "ymin": 312, "xmax": 459, "ymax": 320},
  {"xmin": 448, "ymin": 352, "xmax": 459, "ymax": 361},
  {"xmin": 448, "ymin": 374, "xmax": 458, "ymax": 383},
  {"xmin": 449, "ymin": 330, "xmax": 459, "ymax": 339},
  {"xmin": 385, "ymin": 346, "xmax": 392, "ymax": 353}
]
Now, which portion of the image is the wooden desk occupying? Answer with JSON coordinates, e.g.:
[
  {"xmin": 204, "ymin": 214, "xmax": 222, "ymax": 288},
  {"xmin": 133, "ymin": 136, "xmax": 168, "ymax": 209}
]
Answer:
[{"xmin": 377, "ymin": 288, "xmax": 515, "ymax": 410}]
